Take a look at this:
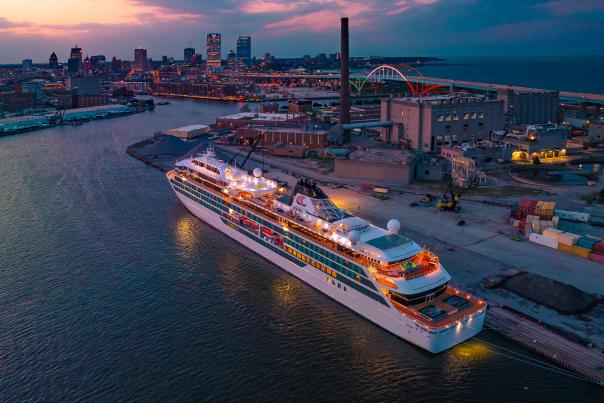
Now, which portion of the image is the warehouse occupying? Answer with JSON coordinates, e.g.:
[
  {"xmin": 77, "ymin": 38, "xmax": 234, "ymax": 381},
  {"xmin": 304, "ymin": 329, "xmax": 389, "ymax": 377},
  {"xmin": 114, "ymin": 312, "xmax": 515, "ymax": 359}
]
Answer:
[{"xmin": 167, "ymin": 124, "xmax": 210, "ymax": 139}]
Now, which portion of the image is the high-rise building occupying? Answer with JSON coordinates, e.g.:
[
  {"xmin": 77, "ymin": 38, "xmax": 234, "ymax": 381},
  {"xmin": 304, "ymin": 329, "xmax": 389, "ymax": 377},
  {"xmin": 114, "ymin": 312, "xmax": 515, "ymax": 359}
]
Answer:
[
  {"xmin": 70, "ymin": 45, "xmax": 83, "ymax": 63},
  {"xmin": 68, "ymin": 45, "xmax": 83, "ymax": 74},
  {"xmin": 134, "ymin": 48, "xmax": 148, "ymax": 71},
  {"xmin": 236, "ymin": 36, "xmax": 251, "ymax": 66},
  {"xmin": 22, "ymin": 59, "xmax": 33, "ymax": 71},
  {"xmin": 206, "ymin": 33, "xmax": 221, "ymax": 70},
  {"xmin": 226, "ymin": 49, "xmax": 239, "ymax": 69},
  {"xmin": 111, "ymin": 57, "xmax": 122, "ymax": 73},
  {"xmin": 49, "ymin": 52, "xmax": 58, "ymax": 69},
  {"xmin": 90, "ymin": 55, "xmax": 106, "ymax": 68},
  {"xmin": 184, "ymin": 47, "xmax": 195, "ymax": 64}
]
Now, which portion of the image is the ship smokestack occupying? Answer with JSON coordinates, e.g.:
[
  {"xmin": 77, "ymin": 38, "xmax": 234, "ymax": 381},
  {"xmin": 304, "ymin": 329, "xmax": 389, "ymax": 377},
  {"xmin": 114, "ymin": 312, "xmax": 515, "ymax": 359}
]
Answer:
[{"xmin": 340, "ymin": 17, "xmax": 351, "ymax": 143}]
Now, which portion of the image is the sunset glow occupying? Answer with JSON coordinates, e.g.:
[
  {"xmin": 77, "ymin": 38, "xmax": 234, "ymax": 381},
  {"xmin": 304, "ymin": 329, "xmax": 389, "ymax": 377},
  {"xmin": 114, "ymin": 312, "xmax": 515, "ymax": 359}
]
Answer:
[
  {"xmin": 0, "ymin": 0, "xmax": 603, "ymax": 63},
  {"xmin": 0, "ymin": 0, "xmax": 201, "ymax": 33}
]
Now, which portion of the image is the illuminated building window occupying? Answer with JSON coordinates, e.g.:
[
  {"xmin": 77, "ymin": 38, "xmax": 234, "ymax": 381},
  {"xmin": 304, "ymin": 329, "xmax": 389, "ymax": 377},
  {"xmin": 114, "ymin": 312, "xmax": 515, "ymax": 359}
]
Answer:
[
  {"xmin": 464, "ymin": 113, "xmax": 470, "ymax": 120},
  {"xmin": 437, "ymin": 115, "xmax": 444, "ymax": 122}
]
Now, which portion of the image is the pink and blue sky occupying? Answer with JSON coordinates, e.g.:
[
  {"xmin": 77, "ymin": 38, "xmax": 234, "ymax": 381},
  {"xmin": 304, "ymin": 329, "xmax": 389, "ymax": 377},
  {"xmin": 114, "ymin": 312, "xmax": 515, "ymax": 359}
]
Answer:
[{"xmin": 1, "ymin": 0, "xmax": 603, "ymax": 63}]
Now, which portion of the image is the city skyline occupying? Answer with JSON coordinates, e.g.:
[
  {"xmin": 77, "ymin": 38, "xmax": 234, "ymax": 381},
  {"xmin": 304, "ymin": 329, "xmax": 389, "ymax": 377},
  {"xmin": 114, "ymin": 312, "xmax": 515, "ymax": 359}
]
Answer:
[{"xmin": 1, "ymin": 0, "xmax": 604, "ymax": 63}]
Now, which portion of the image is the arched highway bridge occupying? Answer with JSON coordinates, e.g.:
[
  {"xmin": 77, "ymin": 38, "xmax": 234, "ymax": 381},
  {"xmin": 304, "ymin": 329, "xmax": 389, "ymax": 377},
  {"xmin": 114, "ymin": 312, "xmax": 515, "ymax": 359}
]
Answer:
[{"xmin": 240, "ymin": 69, "xmax": 604, "ymax": 104}]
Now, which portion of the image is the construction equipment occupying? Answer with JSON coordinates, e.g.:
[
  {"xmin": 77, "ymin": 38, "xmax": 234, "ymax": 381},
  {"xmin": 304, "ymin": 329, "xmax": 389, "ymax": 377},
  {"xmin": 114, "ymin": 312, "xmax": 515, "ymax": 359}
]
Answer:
[{"xmin": 436, "ymin": 178, "xmax": 461, "ymax": 213}]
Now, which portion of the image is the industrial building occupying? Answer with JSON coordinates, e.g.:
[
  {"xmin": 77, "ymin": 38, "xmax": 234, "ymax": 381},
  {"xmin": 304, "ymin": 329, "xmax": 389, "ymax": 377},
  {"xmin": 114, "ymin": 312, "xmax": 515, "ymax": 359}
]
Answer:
[
  {"xmin": 586, "ymin": 120, "xmax": 604, "ymax": 143},
  {"xmin": 316, "ymin": 104, "xmax": 382, "ymax": 124},
  {"xmin": 216, "ymin": 112, "xmax": 306, "ymax": 130},
  {"xmin": 167, "ymin": 124, "xmax": 210, "ymax": 139},
  {"xmin": 334, "ymin": 149, "xmax": 416, "ymax": 185},
  {"xmin": 236, "ymin": 126, "xmax": 328, "ymax": 150},
  {"xmin": 288, "ymin": 99, "xmax": 312, "ymax": 114},
  {"xmin": 492, "ymin": 123, "xmax": 569, "ymax": 162},
  {"xmin": 380, "ymin": 93, "xmax": 505, "ymax": 152},
  {"xmin": 497, "ymin": 88, "xmax": 559, "ymax": 125},
  {"xmin": 268, "ymin": 144, "xmax": 308, "ymax": 158},
  {"xmin": 0, "ymin": 115, "xmax": 49, "ymax": 134},
  {"xmin": 62, "ymin": 105, "xmax": 134, "ymax": 121}
]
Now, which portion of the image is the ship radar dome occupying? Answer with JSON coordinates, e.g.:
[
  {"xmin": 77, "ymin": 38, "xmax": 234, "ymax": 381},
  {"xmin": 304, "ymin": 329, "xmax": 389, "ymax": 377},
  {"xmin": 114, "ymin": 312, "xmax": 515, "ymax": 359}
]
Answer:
[
  {"xmin": 387, "ymin": 219, "xmax": 400, "ymax": 234},
  {"xmin": 348, "ymin": 230, "xmax": 361, "ymax": 245},
  {"xmin": 253, "ymin": 168, "xmax": 263, "ymax": 178}
]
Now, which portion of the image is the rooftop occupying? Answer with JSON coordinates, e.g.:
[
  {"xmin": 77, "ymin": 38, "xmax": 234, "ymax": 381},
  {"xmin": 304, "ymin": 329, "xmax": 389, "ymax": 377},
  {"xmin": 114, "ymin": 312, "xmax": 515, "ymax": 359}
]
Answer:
[
  {"xmin": 348, "ymin": 148, "xmax": 415, "ymax": 165},
  {"xmin": 169, "ymin": 124, "xmax": 210, "ymax": 132},
  {"xmin": 218, "ymin": 112, "xmax": 302, "ymax": 121},
  {"xmin": 392, "ymin": 93, "xmax": 496, "ymax": 105}
]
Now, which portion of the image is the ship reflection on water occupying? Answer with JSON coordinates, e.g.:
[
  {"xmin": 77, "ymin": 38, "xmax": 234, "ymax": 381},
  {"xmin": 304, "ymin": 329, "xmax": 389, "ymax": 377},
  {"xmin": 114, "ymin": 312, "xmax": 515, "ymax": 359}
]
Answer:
[{"xmin": 272, "ymin": 279, "xmax": 299, "ymax": 308}]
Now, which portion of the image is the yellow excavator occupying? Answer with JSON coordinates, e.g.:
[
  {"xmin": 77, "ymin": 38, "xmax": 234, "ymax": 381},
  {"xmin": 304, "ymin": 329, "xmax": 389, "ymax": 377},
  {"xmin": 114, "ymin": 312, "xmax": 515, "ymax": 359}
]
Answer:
[{"xmin": 437, "ymin": 179, "xmax": 461, "ymax": 213}]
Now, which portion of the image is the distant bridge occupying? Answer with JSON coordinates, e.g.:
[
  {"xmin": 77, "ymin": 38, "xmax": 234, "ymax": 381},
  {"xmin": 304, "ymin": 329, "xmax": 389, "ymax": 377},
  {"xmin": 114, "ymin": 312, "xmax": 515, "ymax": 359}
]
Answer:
[{"xmin": 239, "ymin": 69, "xmax": 604, "ymax": 104}]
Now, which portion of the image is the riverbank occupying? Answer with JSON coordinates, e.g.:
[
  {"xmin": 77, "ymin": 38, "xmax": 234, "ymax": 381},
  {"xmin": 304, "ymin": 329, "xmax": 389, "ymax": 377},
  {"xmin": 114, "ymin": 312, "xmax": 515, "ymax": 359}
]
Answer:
[
  {"xmin": 127, "ymin": 134, "xmax": 604, "ymax": 386},
  {"xmin": 0, "ymin": 104, "xmax": 150, "ymax": 137}
]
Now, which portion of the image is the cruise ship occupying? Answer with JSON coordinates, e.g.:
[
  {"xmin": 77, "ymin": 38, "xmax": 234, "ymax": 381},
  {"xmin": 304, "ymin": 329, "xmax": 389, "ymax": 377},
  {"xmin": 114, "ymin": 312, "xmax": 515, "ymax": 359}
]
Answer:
[{"xmin": 167, "ymin": 147, "xmax": 486, "ymax": 353}]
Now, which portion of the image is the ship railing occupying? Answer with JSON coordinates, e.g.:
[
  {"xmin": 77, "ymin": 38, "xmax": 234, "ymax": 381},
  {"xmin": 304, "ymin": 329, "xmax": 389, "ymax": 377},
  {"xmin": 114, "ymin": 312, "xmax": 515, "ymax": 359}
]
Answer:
[
  {"xmin": 390, "ymin": 287, "xmax": 486, "ymax": 330},
  {"xmin": 179, "ymin": 171, "xmax": 385, "ymax": 276}
]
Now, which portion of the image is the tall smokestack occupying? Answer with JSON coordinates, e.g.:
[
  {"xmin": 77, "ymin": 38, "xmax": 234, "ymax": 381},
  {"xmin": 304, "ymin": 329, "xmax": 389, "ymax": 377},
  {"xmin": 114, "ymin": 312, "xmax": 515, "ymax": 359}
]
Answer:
[{"xmin": 340, "ymin": 17, "xmax": 351, "ymax": 143}]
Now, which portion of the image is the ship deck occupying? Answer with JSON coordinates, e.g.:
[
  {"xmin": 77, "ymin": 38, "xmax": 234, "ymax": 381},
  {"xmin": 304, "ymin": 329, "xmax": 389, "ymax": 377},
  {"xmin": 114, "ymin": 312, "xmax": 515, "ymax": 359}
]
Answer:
[
  {"xmin": 169, "ymin": 169, "xmax": 486, "ymax": 329},
  {"xmin": 391, "ymin": 286, "xmax": 486, "ymax": 329}
]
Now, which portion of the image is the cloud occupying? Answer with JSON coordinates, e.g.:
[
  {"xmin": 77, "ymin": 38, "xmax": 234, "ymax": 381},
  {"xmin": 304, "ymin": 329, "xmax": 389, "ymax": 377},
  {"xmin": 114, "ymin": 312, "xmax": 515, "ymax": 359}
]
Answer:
[
  {"xmin": 262, "ymin": 0, "xmax": 437, "ymax": 33},
  {"xmin": 240, "ymin": 1, "xmax": 303, "ymax": 14},
  {"xmin": 1, "ymin": 0, "xmax": 603, "ymax": 63},
  {"xmin": 0, "ymin": 0, "xmax": 202, "ymax": 37}
]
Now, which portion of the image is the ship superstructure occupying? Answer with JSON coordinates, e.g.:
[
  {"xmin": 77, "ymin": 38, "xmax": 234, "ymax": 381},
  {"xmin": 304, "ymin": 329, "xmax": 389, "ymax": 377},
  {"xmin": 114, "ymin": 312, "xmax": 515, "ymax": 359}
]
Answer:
[{"xmin": 167, "ymin": 147, "xmax": 486, "ymax": 352}]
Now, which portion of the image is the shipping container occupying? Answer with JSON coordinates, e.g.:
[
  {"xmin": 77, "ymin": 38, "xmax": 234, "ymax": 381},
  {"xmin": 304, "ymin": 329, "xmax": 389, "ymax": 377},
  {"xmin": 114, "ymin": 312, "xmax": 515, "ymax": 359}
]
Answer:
[
  {"xmin": 576, "ymin": 236, "xmax": 600, "ymax": 250},
  {"xmin": 593, "ymin": 242, "xmax": 604, "ymax": 254},
  {"xmin": 529, "ymin": 233, "xmax": 558, "ymax": 249},
  {"xmin": 542, "ymin": 228, "xmax": 563, "ymax": 240},
  {"xmin": 589, "ymin": 252, "xmax": 604, "ymax": 264},
  {"xmin": 554, "ymin": 210, "xmax": 590, "ymax": 223},
  {"xmin": 557, "ymin": 232, "xmax": 580, "ymax": 246}
]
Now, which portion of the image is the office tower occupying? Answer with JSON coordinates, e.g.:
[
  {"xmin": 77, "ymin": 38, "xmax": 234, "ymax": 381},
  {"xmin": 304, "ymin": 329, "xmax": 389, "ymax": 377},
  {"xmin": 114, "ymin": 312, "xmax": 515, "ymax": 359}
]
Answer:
[
  {"xmin": 206, "ymin": 33, "xmax": 221, "ymax": 70},
  {"xmin": 184, "ymin": 47, "xmax": 195, "ymax": 64},
  {"xmin": 68, "ymin": 45, "xmax": 83, "ymax": 74},
  {"xmin": 111, "ymin": 57, "xmax": 122, "ymax": 73},
  {"xmin": 22, "ymin": 59, "xmax": 33, "ymax": 71},
  {"xmin": 236, "ymin": 36, "xmax": 251, "ymax": 66},
  {"xmin": 134, "ymin": 48, "xmax": 148, "ymax": 71},
  {"xmin": 49, "ymin": 52, "xmax": 58, "ymax": 69},
  {"xmin": 90, "ymin": 55, "xmax": 106, "ymax": 68}
]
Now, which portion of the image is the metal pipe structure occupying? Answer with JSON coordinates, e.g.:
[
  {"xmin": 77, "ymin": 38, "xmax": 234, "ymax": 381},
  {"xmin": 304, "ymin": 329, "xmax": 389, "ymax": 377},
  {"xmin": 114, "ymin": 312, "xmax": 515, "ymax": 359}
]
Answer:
[{"xmin": 340, "ymin": 17, "xmax": 351, "ymax": 143}]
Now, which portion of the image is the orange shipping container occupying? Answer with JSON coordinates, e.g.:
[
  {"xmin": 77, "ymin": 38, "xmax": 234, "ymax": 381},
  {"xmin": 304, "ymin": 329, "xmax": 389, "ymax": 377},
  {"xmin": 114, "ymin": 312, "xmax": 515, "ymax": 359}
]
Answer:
[{"xmin": 558, "ymin": 243, "xmax": 590, "ymax": 258}]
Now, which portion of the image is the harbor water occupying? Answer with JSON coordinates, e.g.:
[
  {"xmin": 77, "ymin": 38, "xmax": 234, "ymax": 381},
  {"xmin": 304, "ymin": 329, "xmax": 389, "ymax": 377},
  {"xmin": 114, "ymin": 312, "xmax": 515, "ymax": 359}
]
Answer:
[{"xmin": 0, "ymin": 98, "xmax": 601, "ymax": 401}]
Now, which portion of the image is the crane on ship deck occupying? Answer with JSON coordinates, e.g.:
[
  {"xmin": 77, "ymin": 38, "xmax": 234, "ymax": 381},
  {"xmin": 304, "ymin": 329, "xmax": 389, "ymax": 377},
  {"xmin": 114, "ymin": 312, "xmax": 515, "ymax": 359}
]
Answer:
[{"xmin": 228, "ymin": 130, "xmax": 265, "ymax": 170}]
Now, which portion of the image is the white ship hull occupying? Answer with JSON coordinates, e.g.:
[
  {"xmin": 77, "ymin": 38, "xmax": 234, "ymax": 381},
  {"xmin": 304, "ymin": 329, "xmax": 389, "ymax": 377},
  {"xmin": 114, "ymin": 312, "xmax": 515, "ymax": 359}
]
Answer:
[{"xmin": 172, "ymin": 185, "xmax": 485, "ymax": 353}]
